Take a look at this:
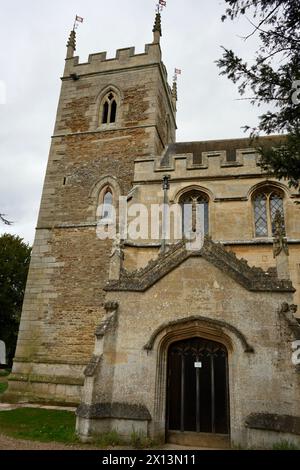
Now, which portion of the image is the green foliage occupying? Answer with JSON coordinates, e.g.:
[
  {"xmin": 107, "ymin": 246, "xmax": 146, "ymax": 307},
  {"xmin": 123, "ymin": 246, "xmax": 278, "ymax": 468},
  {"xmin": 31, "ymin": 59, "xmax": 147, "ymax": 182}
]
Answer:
[
  {"xmin": 272, "ymin": 440, "xmax": 300, "ymax": 450},
  {"xmin": 0, "ymin": 408, "xmax": 164, "ymax": 448},
  {"xmin": 258, "ymin": 132, "xmax": 300, "ymax": 187},
  {"xmin": 0, "ymin": 234, "xmax": 31, "ymax": 366},
  {"xmin": 0, "ymin": 408, "xmax": 78, "ymax": 443},
  {"xmin": 217, "ymin": 0, "xmax": 300, "ymax": 187},
  {"xmin": 97, "ymin": 430, "xmax": 124, "ymax": 447}
]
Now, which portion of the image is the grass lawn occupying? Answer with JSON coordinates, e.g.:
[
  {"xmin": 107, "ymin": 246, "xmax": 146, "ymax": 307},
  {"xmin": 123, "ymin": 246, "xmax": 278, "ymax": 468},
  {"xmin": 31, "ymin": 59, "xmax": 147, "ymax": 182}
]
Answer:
[
  {"xmin": 0, "ymin": 408, "xmax": 159, "ymax": 448},
  {"xmin": 0, "ymin": 408, "xmax": 78, "ymax": 444}
]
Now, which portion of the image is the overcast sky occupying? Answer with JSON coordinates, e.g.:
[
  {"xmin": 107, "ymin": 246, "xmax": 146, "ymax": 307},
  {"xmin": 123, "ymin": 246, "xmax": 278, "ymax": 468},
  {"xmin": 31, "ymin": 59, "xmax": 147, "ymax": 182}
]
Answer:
[{"xmin": 0, "ymin": 0, "xmax": 263, "ymax": 245}]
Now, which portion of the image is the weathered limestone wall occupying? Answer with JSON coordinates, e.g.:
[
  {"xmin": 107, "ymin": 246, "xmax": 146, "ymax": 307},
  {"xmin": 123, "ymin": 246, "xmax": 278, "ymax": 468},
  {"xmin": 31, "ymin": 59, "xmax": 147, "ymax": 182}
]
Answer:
[
  {"xmin": 130, "ymin": 150, "xmax": 300, "ymax": 308},
  {"xmin": 232, "ymin": 245, "xmax": 300, "ymax": 307},
  {"xmin": 6, "ymin": 227, "xmax": 111, "ymax": 404},
  {"xmin": 81, "ymin": 256, "xmax": 299, "ymax": 447}
]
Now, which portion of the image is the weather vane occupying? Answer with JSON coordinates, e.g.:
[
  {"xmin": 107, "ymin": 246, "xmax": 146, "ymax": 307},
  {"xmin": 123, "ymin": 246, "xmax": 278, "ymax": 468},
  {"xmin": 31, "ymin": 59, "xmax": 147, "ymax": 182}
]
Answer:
[
  {"xmin": 156, "ymin": 0, "xmax": 167, "ymax": 13},
  {"xmin": 73, "ymin": 15, "xmax": 84, "ymax": 31},
  {"xmin": 173, "ymin": 68, "xmax": 182, "ymax": 82}
]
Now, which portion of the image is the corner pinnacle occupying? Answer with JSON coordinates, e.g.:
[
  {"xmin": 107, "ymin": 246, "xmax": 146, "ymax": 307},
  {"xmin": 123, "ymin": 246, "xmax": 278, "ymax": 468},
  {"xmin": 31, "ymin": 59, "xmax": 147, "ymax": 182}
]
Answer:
[
  {"xmin": 152, "ymin": 12, "xmax": 162, "ymax": 43},
  {"xmin": 172, "ymin": 80, "xmax": 178, "ymax": 101},
  {"xmin": 66, "ymin": 30, "xmax": 76, "ymax": 59}
]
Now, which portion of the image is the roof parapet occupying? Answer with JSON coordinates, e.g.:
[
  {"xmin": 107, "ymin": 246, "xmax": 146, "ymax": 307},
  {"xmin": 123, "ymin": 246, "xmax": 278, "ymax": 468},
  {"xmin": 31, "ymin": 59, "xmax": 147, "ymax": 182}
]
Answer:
[{"xmin": 63, "ymin": 42, "xmax": 163, "ymax": 78}]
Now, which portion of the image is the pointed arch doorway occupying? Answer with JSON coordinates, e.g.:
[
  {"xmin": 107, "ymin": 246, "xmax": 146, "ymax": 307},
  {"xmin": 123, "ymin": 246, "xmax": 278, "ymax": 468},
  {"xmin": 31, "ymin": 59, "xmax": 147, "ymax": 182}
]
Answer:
[{"xmin": 166, "ymin": 337, "xmax": 230, "ymax": 445}]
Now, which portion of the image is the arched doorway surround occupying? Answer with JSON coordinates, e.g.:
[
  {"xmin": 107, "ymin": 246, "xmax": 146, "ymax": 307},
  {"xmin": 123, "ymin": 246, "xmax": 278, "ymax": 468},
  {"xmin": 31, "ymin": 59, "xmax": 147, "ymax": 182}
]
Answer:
[{"xmin": 144, "ymin": 316, "xmax": 254, "ymax": 441}]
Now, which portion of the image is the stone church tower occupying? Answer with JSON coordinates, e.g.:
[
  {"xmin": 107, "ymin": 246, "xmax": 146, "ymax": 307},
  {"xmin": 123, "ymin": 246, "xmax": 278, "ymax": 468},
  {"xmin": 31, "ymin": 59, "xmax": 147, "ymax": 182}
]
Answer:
[
  {"xmin": 5, "ymin": 14, "xmax": 300, "ymax": 449},
  {"xmin": 6, "ymin": 13, "xmax": 175, "ymax": 402}
]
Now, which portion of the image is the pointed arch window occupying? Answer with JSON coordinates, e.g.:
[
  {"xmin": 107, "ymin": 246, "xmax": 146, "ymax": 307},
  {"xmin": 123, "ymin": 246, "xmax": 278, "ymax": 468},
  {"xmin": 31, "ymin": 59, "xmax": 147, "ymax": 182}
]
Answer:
[
  {"xmin": 253, "ymin": 188, "xmax": 285, "ymax": 237},
  {"xmin": 101, "ymin": 188, "xmax": 114, "ymax": 222},
  {"xmin": 179, "ymin": 190, "xmax": 209, "ymax": 236},
  {"xmin": 101, "ymin": 92, "xmax": 117, "ymax": 124}
]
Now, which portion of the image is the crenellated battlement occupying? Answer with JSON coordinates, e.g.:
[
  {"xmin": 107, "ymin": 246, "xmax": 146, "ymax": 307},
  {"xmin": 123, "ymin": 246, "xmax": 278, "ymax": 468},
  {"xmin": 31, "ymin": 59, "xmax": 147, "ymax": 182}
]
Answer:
[
  {"xmin": 133, "ymin": 135, "xmax": 284, "ymax": 182},
  {"xmin": 63, "ymin": 42, "xmax": 166, "ymax": 79}
]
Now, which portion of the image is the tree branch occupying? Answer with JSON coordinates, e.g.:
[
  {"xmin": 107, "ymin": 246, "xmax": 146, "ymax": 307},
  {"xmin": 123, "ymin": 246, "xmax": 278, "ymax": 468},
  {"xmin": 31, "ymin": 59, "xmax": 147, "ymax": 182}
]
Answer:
[
  {"xmin": 256, "ymin": 47, "xmax": 293, "ymax": 64},
  {"xmin": 245, "ymin": 15, "xmax": 300, "ymax": 44},
  {"xmin": 0, "ymin": 214, "xmax": 12, "ymax": 225},
  {"xmin": 241, "ymin": 3, "xmax": 281, "ymax": 40}
]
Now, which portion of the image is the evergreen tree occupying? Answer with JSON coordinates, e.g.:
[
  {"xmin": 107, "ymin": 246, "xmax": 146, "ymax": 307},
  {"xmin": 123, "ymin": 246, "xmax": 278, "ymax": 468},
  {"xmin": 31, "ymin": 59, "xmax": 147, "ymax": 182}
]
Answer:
[{"xmin": 217, "ymin": 0, "xmax": 300, "ymax": 188}]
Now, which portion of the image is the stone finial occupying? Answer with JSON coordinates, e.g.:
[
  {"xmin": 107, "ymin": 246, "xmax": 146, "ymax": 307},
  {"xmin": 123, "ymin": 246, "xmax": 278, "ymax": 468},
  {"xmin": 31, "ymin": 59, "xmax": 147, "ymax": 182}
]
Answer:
[
  {"xmin": 172, "ymin": 80, "xmax": 177, "ymax": 101},
  {"xmin": 66, "ymin": 30, "xmax": 76, "ymax": 59},
  {"xmin": 152, "ymin": 12, "xmax": 162, "ymax": 43},
  {"xmin": 273, "ymin": 210, "xmax": 290, "ymax": 280},
  {"xmin": 172, "ymin": 80, "xmax": 177, "ymax": 111}
]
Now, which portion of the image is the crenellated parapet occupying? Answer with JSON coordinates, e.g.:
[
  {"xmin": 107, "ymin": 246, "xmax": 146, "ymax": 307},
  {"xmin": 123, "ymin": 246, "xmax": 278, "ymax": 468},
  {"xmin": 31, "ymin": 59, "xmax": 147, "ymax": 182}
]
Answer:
[
  {"xmin": 133, "ymin": 135, "xmax": 285, "ymax": 182},
  {"xmin": 64, "ymin": 42, "xmax": 167, "ymax": 79}
]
